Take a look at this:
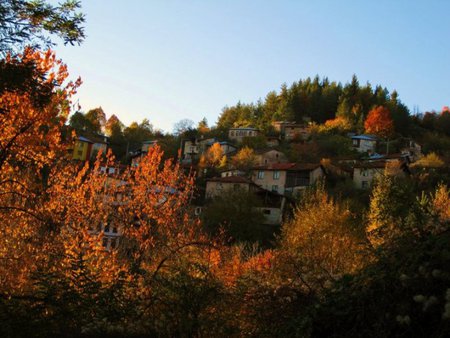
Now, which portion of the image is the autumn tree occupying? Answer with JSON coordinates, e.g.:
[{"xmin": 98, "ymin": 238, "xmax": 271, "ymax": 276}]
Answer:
[
  {"xmin": 277, "ymin": 183, "xmax": 367, "ymax": 290},
  {"xmin": 231, "ymin": 146, "xmax": 257, "ymax": 174},
  {"xmin": 199, "ymin": 142, "xmax": 226, "ymax": 174},
  {"xmin": 364, "ymin": 105, "xmax": 395, "ymax": 154}
]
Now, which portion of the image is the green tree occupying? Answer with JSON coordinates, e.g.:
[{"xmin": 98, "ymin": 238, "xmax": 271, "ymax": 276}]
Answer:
[
  {"xmin": 0, "ymin": 0, "xmax": 85, "ymax": 54},
  {"xmin": 85, "ymin": 107, "xmax": 106, "ymax": 134}
]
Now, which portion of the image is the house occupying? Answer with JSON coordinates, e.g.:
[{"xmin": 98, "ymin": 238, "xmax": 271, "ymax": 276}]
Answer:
[
  {"xmin": 181, "ymin": 138, "xmax": 237, "ymax": 164},
  {"xmin": 272, "ymin": 121, "xmax": 311, "ymax": 141},
  {"xmin": 254, "ymin": 149, "xmax": 289, "ymax": 166},
  {"xmin": 205, "ymin": 176, "xmax": 259, "ymax": 198},
  {"xmin": 72, "ymin": 136, "xmax": 94, "ymax": 161},
  {"xmin": 71, "ymin": 134, "xmax": 109, "ymax": 161},
  {"xmin": 130, "ymin": 140, "xmax": 159, "ymax": 167},
  {"xmin": 228, "ymin": 127, "xmax": 260, "ymax": 143},
  {"xmin": 353, "ymin": 159, "xmax": 409, "ymax": 189},
  {"xmin": 254, "ymin": 189, "xmax": 288, "ymax": 226},
  {"xmin": 142, "ymin": 140, "xmax": 158, "ymax": 153},
  {"xmin": 205, "ymin": 176, "xmax": 290, "ymax": 226},
  {"xmin": 252, "ymin": 162, "xmax": 324, "ymax": 195},
  {"xmin": 89, "ymin": 134, "xmax": 109, "ymax": 160},
  {"xmin": 351, "ymin": 134, "xmax": 378, "ymax": 153}
]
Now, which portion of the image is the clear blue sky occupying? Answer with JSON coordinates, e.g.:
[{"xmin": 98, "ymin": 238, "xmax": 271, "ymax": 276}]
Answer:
[{"xmin": 54, "ymin": 0, "xmax": 450, "ymax": 133}]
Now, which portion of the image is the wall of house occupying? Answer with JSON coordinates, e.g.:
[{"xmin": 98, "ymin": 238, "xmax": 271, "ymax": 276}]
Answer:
[
  {"xmin": 229, "ymin": 129, "xmax": 259, "ymax": 143},
  {"xmin": 255, "ymin": 150, "xmax": 288, "ymax": 165},
  {"xmin": 205, "ymin": 181, "xmax": 250, "ymax": 198},
  {"xmin": 91, "ymin": 143, "xmax": 107, "ymax": 160},
  {"xmin": 284, "ymin": 126, "xmax": 310, "ymax": 141},
  {"xmin": 72, "ymin": 141, "xmax": 91, "ymax": 161},
  {"xmin": 258, "ymin": 207, "xmax": 283, "ymax": 225},
  {"xmin": 353, "ymin": 167, "xmax": 382, "ymax": 189},
  {"xmin": 252, "ymin": 169, "xmax": 287, "ymax": 194},
  {"xmin": 353, "ymin": 139, "xmax": 377, "ymax": 153}
]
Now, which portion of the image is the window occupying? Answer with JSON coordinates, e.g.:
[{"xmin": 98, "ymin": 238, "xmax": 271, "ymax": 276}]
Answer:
[
  {"xmin": 233, "ymin": 184, "xmax": 240, "ymax": 191},
  {"xmin": 361, "ymin": 169, "xmax": 368, "ymax": 177},
  {"xmin": 352, "ymin": 139, "xmax": 359, "ymax": 146},
  {"xmin": 362, "ymin": 181, "xmax": 369, "ymax": 189},
  {"xmin": 230, "ymin": 131, "xmax": 235, "ymax": 137},
  {"xmin": 263, "ymin": 209, "xmax": 271, "ymax": 215},
  {"xmin": 257, "ymin": 171, "xmax": 264, "ymax": 179},
  {"xmin": 272, "ymin": 185, "xmax": 278, "ymax": 192},
  {"xmin": 273, "ymin": 171, "xmax": 280, "ymax": 180}
]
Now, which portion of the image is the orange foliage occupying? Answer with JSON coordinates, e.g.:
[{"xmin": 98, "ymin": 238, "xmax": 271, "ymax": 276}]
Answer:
[{"xmin": 364, "ymin": 105, "xmax": 394, "ymax": 138}]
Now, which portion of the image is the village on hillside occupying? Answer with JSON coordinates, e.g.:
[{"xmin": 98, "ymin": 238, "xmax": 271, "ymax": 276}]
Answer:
[{"xmin": 68, "ymin": 106, "xmax": 449, "ymax": 247}]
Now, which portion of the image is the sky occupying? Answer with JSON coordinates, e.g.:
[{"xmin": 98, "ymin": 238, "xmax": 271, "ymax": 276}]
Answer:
[{"xmin": 53, "ymin": 0, "xmax": 450, "ymax": 133}]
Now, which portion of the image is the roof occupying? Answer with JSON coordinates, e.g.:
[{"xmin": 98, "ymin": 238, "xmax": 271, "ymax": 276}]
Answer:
[
  {"xmin": 351, "ymin": 134, "xmax": 378, "ymax": 141},
  {"xmin": 142, "ymin": 140, "xmax": 158, "ymax": 144},
  {"xmin": 77, "ymin": 136, "xmax": 94, "ymax": 143},
  {"xmin": 207, "ymin": 176, "xmax": 256, "ymax": 184},
  {"xmin": 253, "ymin": 163, "xmax": 321, "ymax": 171}
]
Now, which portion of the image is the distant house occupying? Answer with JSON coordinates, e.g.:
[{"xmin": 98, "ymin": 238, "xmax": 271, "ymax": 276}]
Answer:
[
  {"xmin": 272, "ymin": 121, "xmax": 311, "ymax": 141},
  {"xmin": 254, "ymin": 149, "xmax": 289, "ymax": 166},
  {"xmin": 89, "ymin": 134, "xmax": 109, "ymax": 160},
  {"xmin": 72, "ymin": 136, "xmax": 94, "ymax": 161},
  {"xmin": 351, "ymin": 135, "xmax": 378, "ymax": 153},
  {"xmin": 205, "ymin": 176, "xmax": 259, "ymax": 198},
  {"xmin": 205, "ymin": 176, "xmax": 289, "ymax": 226},
  {"xmin": 181, "ymin": 138, "xmax": 236, "ymax": 164},
  {"xmin": 353, "ymin": 159, "xmax": 409, "ymax": 189},
  {"xmin": 130, "ymin": 140, "xmax": 159, "ymax": 167},
  {"xmin": 228, "ymin": 127, "xmax": 260, "ymax": 143},
  {"xmin": 254, "ymin": 189, "xmax": 288, "ymax": 226},
  {"xmin": 252, "ymin": 162, "xmax": 324, "ymax": 195},
  {"xmin": 142, "ymin": 140, "xmax": 158, "ymax": 153},
  {"xmin": 70, "ymin": 133, "xmax": 109, "ymax": 162}
]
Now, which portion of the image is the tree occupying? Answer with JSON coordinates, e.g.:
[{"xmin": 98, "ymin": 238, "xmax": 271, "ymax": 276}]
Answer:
[
  {"xmin": 173, "ymin": 118, "xmax": 194, "ymax": 136},
  {"xmin": 105, "ymin": 114, "xmax": 124, "ymax": 137},
  {"xmin": 0, "ymin": 0, "xmax": 85, "ymax": 55},
  {"xmin": 230, "ymin": 146, "xmax": 257, "ymax": 174},
  {"xmin": 365, "ymin": 105, "xmax": 395, "ymax": 154},
  {"xmin": 199, "ymin": 142, "xmax": 226, "ymax": 173},
  {"xmin": 277, "ymin": 183, "xmax": 367, "ymax": 291},
  {"xmin": 197, "ymin": 117, "xmax": 210, "ymax": 134},
  {"xmin": 85, "ymin": 107, "xmax": 106, "ymax": 134},
  {"xmin": 364, "ymin": 105, "xmax": 394, "ymax": 139}
]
